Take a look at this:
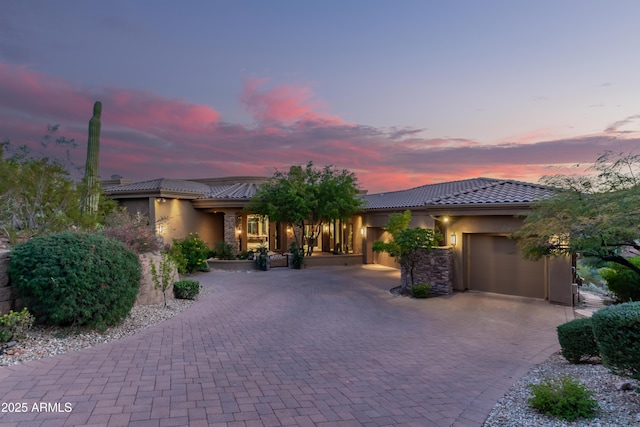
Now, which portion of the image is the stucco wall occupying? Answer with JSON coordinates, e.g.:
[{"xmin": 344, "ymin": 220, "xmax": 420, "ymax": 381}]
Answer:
[{"xmin": 155, "ymin": 199, "xmax": 222, "ymax": 248}]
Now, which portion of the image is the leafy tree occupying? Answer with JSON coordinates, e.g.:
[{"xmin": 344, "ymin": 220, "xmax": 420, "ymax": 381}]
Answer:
[
  {"xmin": 372, "ymin": 210, "xmax": 439, "ymax": 287},
  {"xmin": 0, "ymin": 128, "xmax": 116, "ymax": 244},
  {"xmin": 514, "ymin": 151, "xmax": 640, "ymax": 279},
  {"xmin": 246, "ymin": 161, "xmax": 362, "ymax": 256}
]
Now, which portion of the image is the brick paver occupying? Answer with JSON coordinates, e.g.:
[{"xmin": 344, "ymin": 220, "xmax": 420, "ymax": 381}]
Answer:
[{"xmin": 0, "ymin": 265, "xmax": 572, "ymax": 426}]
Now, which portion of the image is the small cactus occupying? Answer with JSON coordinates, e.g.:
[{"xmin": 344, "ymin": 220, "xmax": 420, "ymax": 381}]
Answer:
[{"xmin": 81, "ymin": 101, "xmax": 102, "ymax": 215}]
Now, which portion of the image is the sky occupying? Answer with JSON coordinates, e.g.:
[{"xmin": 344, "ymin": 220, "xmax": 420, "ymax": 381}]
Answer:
[{"xmin": 2, "ymin": 0, "xmax": 640, "ymax": 193}]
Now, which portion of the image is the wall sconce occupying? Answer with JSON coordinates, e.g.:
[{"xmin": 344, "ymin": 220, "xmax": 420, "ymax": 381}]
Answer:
[
  {"xmin": 156, "ymin": 197, "xmax": 166, "ymax": 203},
  {"xmin": 360, "ymin": 227, "xmax": 365, "ymax": 236},
  {"xmin": 236, "ymin": 228, "xmax": 242, "ymax": 235},
  {"xmin": 450, "ymin": 233, "xmax": 457, "ymax": 247},
  {"xmin": 156, "ymin": 224, "xmax": 164, "ymax": 234},
  {"xmin": 323, "ymin": 225, "xmax": 329, "ymax": 231},
  {"xmin": 286, "ymin": 227, "xmax": 292, "ymax": 234}
]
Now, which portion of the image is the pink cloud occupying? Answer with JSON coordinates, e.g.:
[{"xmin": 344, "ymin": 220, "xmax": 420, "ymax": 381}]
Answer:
[
  {"xmin": 240, "ymin": 76, "xmax": 343, "ymax": 125},
  {"xmin": 3, "ymin": 62, "xmax": 640, "ymax": 194}
]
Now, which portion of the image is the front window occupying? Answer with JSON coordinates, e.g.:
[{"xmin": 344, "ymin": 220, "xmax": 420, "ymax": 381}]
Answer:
[{"xmin": 247, "ymin": 215, "xmax": 269, "ymax": 250}]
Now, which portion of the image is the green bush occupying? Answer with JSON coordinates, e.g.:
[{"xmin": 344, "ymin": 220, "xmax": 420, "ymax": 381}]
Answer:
[
  {"xmin": 174, "ymin": 280, "xmax": 200, "ymax": 299},
  {"xmin": 528, "ymin": 376, "xmax": 598, "ymax": 420},
  {"xmin": 9, "ymin": 231, "xmax": 141, "ymax": 328},
  {"xmin": 214, "ymin": 240, "xmax": 235, "ymax": 260},
  {"xmin": 591, "ymin": 302, "xmax": 640, "ymax": 379},
  {"xmin": 556, "ymin": 318, "xmax": 599, "ymax": 363},
  {"xmin": 289, "ymin": 242, "xmax": 303, "ymax": 269},
  {"xmin": 0, "ymin": 308, "xmax": 34, "ymax": 343},
  {"xmin": 411, "ymin": 282, "xmax": 431, "ymax": 298},
  {"xmin": 172, "ymin": 233, "xmax": 210, "ymax": 273},
  {"xmin": 600, "ymin": 257, "xmax": 640, "ymax": 302}
]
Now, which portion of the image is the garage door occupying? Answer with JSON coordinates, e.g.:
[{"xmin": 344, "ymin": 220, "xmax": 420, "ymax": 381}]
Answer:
[{"xmin": 468, "ymin": 234, "xmax": 545, "ymax": 299}]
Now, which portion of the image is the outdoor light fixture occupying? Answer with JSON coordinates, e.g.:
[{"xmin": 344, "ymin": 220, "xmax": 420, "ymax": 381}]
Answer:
[
  {"xmin": 156, "ymin": 224, "xmax": 164, "ymax": 234},
  {"xmin": 236, "ymin": 228, "xmax": 242, "ymax": 235},
  {"xmin": 450, "ymin": 233, "xmax": 457, "ymax": 247},
  {"xmin": 360, "ymin": 227, "xmax": 365, "ymax": 236},
  {"xmin": 443, "ymin": 216, "xmax": 449, "ymax": 223},
  {"xmin": 156, "ymin": 197, "xmax": 166, "ymax": 203},
  {"xmin": 286, "ymin": 227, "xmax": 292, "ymax": 234}
]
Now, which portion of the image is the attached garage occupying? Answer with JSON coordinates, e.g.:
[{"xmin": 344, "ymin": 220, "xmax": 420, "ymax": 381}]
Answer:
[{"xmin": 466, "ymin": 234, "xmax": 545, "ymax": 299}]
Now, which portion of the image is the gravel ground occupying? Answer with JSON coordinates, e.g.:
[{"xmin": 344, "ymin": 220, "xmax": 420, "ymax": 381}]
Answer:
[
  {"xmin": 2, "ymin": 286, "xmax": 638, "ymax": 426},
  {"xmin": 484, "ymin": 353, "xmax": 640, "ymax": 426}
]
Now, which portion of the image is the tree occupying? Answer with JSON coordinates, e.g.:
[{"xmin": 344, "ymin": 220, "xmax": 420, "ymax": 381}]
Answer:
[
  {"xmin": 246, "ymin": 161, "xmax": 362, "ymax": 256},
  {"xmin": 0, "ymin": 127, "xmax": 116, "ymax": 244},
  {"xmin": 514, "ymin": 151, "xmax": 640, "ymax": 278},
  {"xmin": 372, "ymin": 210, "xmax": 439, "ymax": 287}
]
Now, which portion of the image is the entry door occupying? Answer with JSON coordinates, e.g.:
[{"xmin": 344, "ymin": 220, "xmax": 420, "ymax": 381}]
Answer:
[{"xmin": 467, "ymin": 234, "xmax": 545, "ymax": 299}]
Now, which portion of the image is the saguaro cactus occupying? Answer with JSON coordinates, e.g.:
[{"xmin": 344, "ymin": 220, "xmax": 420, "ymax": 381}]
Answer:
[{"xmin": 81, "ymin": 101, "xmax": 102, "ymax": 215}]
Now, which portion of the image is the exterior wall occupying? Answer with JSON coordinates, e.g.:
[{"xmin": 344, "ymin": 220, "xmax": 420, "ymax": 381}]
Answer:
[
  {"xmin": 154, "ymin": 199, "xmax": 222, "ymax": 249},
  {"xmin": 0, "ymin": 250, "xmax": 12, "ymax": 314}
]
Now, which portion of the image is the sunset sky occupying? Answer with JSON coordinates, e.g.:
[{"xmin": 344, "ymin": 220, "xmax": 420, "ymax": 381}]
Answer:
[{"xmin": 2, "ymin": 1, "xmax": 640, "ymax": 193}]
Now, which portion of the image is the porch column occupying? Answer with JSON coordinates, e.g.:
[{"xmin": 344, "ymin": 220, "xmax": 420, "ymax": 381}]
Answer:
[{"xmin": 223, "ymin": 211, "xmax": 240, "ymax": 254}]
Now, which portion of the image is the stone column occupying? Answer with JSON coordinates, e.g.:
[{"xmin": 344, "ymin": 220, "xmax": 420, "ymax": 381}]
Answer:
[
  {"xmin": 223, "ymin": 212, "xmax": 240, "ymax": 254},
  {"xmin": 0, "ymin": 250, "xmax": 12, "ymax": 314}
]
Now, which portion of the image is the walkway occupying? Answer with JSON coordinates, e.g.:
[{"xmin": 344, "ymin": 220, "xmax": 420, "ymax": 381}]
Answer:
[{"xmin": 0, "ymin": 265, "xmax": 572, "ymax": 426}]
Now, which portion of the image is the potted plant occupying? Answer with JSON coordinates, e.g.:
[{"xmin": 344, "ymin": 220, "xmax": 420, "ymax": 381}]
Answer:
[{"xmin": 256, "ymin": 242, "xmax": 269, "ymax": 271}]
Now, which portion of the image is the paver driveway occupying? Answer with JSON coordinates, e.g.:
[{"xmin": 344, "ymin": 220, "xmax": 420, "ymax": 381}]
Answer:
[{"xmin": 0, "ymin": 265, "xmax": 572, "ymax": 427}]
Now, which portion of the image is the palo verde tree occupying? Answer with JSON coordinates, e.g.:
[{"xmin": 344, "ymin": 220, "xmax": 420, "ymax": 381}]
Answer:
[
  {"xmin": 372, "ymin": 210, "xmax": 439, "ymax": 288},
  {"xmin": 514, "ymin": 150, "xmax": 640, "ymax": 282},
  {"xmin": 246, "ymin": 161, "xmax": 362, "ymax": 256}
]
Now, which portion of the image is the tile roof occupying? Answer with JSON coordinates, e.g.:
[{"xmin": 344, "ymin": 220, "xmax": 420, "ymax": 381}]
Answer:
[
  {"xmin": 200, "ymin": 183, "xmax": 261, "ymax": 199},
  {"xmin": 105, "ymin": 178, "xmax": 261, "ymax": 200},
  {"xmin": 104, "ymin": 178, "xmax": 212, "ymax": 194},
  {"xmin": 363, "ymin": 178, "xmax": 555, "ymax": 209}
]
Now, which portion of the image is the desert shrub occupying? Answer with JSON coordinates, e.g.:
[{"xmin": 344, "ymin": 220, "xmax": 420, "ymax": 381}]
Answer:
[
  {"xmin": 172, "ymin": 233, "xmax": 210, "ymax": 273},
  {"xmin": 174, "ymin": 280, "xmax": 200, "ymax": 299},
  {"xmin": 9, "ymin": 231, "xmax": 141, "ymax": 328},
  {"xmin": 556, "ymin": 318, "xmax": 599, "ymax": 363},
  {"xmin": 0, "ymin": 308, "xmax": 34, "ymax": 343},
  {"xmin": 150, "ymin": 252, "xmax": 176, "ymax": 307},
  {"xmin": 214, "ymin": 240, "xmax": 235, "ymax": 260},
  {"xmin": 599, "ymin": 257, "xmax": 640, "ymax": 302},
  {"xmin": 528, "ymin": 375, "xmax": 598, "ymax": 420},
  {"xmin": 412, "ymin": 282, "xmax": 431, "ymax": 298},
  {"xmin": 101, "ymin": 209, "xmax": 163, "ymax": 254},
  {"xmin": 591, "ymin": 302, "xmax": 640, "ymax": 379},
  {"xmin": 167, "ymin": 244, "xmax": 188, "ymax": 275}
]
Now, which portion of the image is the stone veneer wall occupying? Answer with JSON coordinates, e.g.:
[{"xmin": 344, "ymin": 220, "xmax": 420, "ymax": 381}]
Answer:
[
  {"xmin": 400, "ymin": 247, "xmax": 453, "ymax": 296},
  {"xmin": 0, "ymin": 250, "xmax": 11, "ymax": 314},
  {"xmin": 224, "ymin": 213, "xmax": 239, "ymax": 253}
]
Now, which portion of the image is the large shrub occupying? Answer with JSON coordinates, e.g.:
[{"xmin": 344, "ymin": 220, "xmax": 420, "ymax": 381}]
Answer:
[
  {"xmin": 171, "ymin": 233, "xmax": 210, "ymax": 273},
  {"xmin": 599, "ymin": 257, "xmax": 640, "ymax": 302},
  {"xmin": 9, "ymin": 231, "xmax": 141, "ymax": 328},
  {"xmin": 591, "ymin": 302, "xmax": 640, "ymax": 379},
  {"xmin": 556, "ymin": 318, "xmax": 599, "ymax": 363}
]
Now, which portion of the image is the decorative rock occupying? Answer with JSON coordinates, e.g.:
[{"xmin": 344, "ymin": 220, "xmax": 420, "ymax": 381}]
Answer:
[{"xmin": 615, "ymin": 381, "xmax": 634, "ymax": 391}]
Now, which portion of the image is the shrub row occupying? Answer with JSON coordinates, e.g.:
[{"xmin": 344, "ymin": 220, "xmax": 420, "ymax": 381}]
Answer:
[{"xmin": 557, "ymin": 302, "xmax": 640, "ymax": 379}]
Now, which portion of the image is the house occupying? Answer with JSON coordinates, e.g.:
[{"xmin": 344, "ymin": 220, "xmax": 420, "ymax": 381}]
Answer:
[
  {"xmin": 105, "ymin": 176, "xmax": 572, "ymax": 305},
  {"xmin": 361, "ymin": 178, "xmax": 573, "ymax": 305}
]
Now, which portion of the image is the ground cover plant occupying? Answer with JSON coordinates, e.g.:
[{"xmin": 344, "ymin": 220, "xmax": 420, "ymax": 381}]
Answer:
[
  {"xmin": 528, "ymin": 375, "xmax": 598, "ymax": 420},
  {"xmin": 9, "ymin": 231, "xmax": 141, "ymax": 329},
  {"xmin": 174, "ymin": 280, "xmax": 200, "ymax": 299}
]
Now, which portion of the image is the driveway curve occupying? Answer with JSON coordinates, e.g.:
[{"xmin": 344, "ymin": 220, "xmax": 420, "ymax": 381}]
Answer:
[{"xmin": 0, "ymin": 265, "xmax": 572, "ymax": 426}]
